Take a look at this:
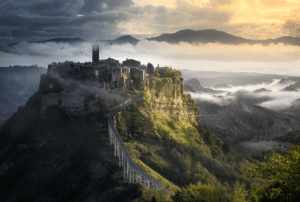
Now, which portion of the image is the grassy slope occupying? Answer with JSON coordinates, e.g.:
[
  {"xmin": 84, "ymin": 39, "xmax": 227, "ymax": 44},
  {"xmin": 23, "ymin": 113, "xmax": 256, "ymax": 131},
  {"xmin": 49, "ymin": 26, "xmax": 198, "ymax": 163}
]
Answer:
[{"xmin": 116, "ymin": 85, "xmax": 267, "ymax": 201}]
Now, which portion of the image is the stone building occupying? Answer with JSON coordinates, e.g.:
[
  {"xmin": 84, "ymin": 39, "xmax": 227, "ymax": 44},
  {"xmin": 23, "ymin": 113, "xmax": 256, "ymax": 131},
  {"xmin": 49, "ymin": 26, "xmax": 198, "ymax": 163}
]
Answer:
[
  {"xmin": 130, "ymin": 67, "xmax": 145, "ymax": 83},
  {"xmin": 138, "ymin": 65, "xmax": 148, "ymax": 73},
  {"xmin": 123, "ymin": 59, "xmax": 140, "ymax": 67},
  {"xmin": 46, "ymin": 44, "xmax": 144, "ymax": 91}
]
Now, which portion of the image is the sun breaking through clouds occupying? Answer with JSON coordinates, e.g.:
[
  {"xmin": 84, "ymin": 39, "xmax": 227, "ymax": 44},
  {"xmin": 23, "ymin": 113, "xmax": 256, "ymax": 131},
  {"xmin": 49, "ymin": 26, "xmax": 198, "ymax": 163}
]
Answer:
[{"xmin": 1, "ymin": 0, "xmax": 300, "ymax": 45}]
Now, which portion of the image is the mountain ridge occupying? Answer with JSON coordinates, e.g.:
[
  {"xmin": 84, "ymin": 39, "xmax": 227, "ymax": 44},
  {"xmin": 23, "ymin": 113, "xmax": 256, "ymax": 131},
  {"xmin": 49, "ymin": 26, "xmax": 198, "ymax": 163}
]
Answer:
[
  {"xmin": 98, "ymin": 35, "xmax": 140, "ymax": 46},
  {"xmin": 6, "ymin": 29, "xmax": 300, "ymax": 47},
  {"xmin": 146, "ymin": 29, "xmax": 300, "ymax": 46}
]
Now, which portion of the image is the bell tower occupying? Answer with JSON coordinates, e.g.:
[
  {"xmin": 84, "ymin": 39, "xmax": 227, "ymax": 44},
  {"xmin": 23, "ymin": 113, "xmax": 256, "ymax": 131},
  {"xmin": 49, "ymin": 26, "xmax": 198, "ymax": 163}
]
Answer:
[{"xmin": 92, "ymin": 44, "xmax": 99, "ymax": 64}]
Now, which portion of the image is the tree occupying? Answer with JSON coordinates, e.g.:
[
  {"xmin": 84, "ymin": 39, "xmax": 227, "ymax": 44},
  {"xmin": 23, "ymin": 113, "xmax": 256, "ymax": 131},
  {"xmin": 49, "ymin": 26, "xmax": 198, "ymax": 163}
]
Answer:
[
  {"xmin": 233, "ymin": 181, "xmax": 248, "ymax": 202},
  {"xmin": 173, "ymin": 181, "xmax": 219, "ymax": 202},
  {"xmin": 249, "ymin": 145, "xmax": 300, "ymax": 202},
  {"xmin": 154, "ymin": 69, "xmax": 160, "ymax": 77},
  {"xmin": 172, "ymin": 69, "xmax": 182, "ymax": 78},
  {"xmin": 222, "ymin": 143, "xmax": 231, "ymax": 154},
  {"xmin": 147, "ymin": 63, "xmax": 154, "ymax": 75},
  {"xmin": 163, "ymin": 67, "xmax": 173, "ymax": 78}
]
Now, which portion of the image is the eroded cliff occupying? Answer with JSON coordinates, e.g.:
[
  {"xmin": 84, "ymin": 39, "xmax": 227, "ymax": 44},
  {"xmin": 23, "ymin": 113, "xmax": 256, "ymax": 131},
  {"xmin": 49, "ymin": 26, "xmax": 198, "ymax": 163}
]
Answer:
[{"xmin": 143, "ymin": 77, "xmax": 200, "ymax": 124}]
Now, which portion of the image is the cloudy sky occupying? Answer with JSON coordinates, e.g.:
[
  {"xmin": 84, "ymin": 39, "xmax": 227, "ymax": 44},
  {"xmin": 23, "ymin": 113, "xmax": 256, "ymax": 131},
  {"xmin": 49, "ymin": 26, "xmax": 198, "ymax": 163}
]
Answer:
[
  {"xmin": 1, "ymin": 0, "xmax": 300, "ymax": 45},
  {"xmin": 1, "ymin": 0, "xmax": 300, "ymax": 76}
]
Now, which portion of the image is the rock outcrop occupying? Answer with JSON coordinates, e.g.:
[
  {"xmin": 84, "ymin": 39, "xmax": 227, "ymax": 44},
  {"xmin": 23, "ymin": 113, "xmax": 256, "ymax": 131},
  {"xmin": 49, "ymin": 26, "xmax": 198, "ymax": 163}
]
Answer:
[
  {"xmin": 183, "ymin": 78, "xmax": 225, "ymax": 94},
  {"xmin": 144, "ymin": 77, "xmax": 200, "ymax": 124}
]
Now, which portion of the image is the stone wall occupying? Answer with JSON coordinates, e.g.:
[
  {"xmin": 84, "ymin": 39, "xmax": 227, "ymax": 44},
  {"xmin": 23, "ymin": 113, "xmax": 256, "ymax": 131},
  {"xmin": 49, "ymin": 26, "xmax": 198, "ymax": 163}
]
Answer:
[
  {"xmin": 130, "ymin": 68, "xmax": 145, "ymax": 81},
  {"xmin": 112, "ymin": 68, "xmax": 122, "ymax": 82}
]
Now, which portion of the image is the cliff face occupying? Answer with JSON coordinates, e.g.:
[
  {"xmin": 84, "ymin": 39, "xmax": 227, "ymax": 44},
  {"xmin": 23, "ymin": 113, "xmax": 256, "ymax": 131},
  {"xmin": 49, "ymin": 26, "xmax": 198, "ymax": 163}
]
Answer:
[{"xmin": 143, "ymin": 77, "xmax": 200, "ymax": 124}]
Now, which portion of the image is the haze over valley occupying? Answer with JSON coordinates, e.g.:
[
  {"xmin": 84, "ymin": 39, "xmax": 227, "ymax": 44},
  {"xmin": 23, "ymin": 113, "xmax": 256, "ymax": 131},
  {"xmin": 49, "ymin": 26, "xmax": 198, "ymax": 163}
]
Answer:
[{"xmin": 182, "ymin": 72, "xmax": 300, "ymax": 154}]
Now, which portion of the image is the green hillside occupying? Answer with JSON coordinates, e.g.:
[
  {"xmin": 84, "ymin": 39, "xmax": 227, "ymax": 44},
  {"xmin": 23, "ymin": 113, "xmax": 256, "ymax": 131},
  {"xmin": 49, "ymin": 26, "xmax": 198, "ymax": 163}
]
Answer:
[
  {"xmin": 1, "ymin": 68, "xmax": 299, "ymax": 201},
  {"xmin": 115, "ymin": 76, "xmax": 270, "ymax": 201}
]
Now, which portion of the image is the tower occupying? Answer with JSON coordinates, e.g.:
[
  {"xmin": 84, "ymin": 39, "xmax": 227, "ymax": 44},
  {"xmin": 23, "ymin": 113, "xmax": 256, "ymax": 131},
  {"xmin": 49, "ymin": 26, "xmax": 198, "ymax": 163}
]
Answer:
[{"xmin": 92, "ymin": 44, "xmax": 99, "ymax": 64}]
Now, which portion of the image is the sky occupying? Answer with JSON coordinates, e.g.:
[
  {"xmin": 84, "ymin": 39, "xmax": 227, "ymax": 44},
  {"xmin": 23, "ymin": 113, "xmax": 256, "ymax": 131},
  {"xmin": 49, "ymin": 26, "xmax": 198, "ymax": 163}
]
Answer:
[
  {"xmin": 1, "ymin": 0, "xmax": 300, "ymax": 45},
  {"xmin": 1, "ymin": 0, "xmax": 300, "ymax": 75}
]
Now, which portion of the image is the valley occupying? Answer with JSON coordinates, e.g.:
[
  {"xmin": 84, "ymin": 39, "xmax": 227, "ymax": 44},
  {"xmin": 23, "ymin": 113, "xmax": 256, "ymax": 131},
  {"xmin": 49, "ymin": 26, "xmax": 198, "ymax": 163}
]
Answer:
[{"xmin": 181, "ymin": 70, "xmax": 300, "ymax": 155}]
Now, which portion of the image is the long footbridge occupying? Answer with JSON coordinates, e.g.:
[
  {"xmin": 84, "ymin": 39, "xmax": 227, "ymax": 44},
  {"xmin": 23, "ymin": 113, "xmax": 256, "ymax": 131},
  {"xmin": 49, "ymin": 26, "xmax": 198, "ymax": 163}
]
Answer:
[{"xmin": 107, "ymin": 93, "xmax": 173, "ymax": 193}]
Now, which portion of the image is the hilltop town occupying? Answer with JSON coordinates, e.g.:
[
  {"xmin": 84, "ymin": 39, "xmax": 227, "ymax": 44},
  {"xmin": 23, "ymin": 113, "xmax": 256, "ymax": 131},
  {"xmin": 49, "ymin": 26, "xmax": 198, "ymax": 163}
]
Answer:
[
  {"xmin": 45, "ymin": 44, "xmax": 170, "ymax": 91},
  {"xmin": 39, "ymin": 44, "xmax": 182, "ymax": 117}
]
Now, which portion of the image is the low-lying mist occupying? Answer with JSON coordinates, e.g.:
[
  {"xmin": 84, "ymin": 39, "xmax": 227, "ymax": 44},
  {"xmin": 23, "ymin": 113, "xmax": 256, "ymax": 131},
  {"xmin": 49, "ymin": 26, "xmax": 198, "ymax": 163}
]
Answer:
[
  {"xmin": 188, "ymin": 79, "xmax": 299, "ymax": 110},
  {"xmin": 1, "ymin": 40, "xmax": 300, "ymax": 76},
  {"xmin": 239, "ymin": 141, "xmax": 293, "ymax": 155}
]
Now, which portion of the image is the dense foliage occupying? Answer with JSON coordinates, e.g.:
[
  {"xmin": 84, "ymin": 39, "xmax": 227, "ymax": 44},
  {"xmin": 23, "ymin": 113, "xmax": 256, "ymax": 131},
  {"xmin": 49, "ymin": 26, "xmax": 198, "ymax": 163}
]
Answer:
[
  {"xmin": 115, "ymin": 85, "xmax": 266, "ymax": 201},
  {"xmin": 249, "ymin": 145, "xmax": 300, "ymax": 201},
  {"xmin": 153, "ymin": 67, "xmax": 182, "ymax": 79}
]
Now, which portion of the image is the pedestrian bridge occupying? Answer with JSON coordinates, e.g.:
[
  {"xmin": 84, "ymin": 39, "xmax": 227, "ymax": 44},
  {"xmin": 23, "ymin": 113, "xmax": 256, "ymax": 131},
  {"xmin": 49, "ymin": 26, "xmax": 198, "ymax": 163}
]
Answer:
[{"xmin": 108, "ymin": 94, "xmax": 173, "ymax": 193}]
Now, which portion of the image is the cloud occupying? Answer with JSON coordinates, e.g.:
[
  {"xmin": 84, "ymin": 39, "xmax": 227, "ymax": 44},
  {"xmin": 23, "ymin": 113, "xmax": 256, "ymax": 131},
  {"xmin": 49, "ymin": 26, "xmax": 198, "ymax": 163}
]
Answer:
[
  {"xmin": 188, "ymin": 78, "xmax": 299, "ymax": 110},
  {"xmin": 0, "ymin": 0, "xmax": 137, "ymax": 44},
  {"xmin": 80, "ymin": 0, "xmax": 134, "ymax": 13},
  {"xmin": 282, "ymin": 19, "xmax": 300, "ymax": 37},
  {"xmin": 2, "ymin": 0, "xmax": 300, "ymax": 46},
  {"xmin": 2, "ymin": 38, "xmax": 300, "ymax": 76},
  {"xmin": 28, "ymin": 0, "xmax": 85, "ymax": 17},
  {"xmin": 134, "ymin": 40, "xmax": 300, "ymax": 63},
  {"xmin": 121, "ymin": 1, "xmax": 233, "ymax": 35},
  {"xmin": 239, "ymin": 141, "xmax": 292, "ymax": 155},
  {"xmin": 129, "ymin": 0, "xmax": 300, "ymax": 40}
]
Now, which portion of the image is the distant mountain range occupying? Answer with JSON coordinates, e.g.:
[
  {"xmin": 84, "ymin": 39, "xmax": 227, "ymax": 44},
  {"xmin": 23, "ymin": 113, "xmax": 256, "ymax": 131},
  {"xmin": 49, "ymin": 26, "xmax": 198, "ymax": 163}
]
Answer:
[
  {"xmin": 146, "ymin": 29, "xmax": 300, "ymax": 46},
  {"xmin": 283, "ymin": 81, "xmax": 300, "ymax": 91},
  {"xmin": 99, "ymin": 29, "xmax": 300, "ymax": 46},
  {"xmin": 6, "ymin": 29, "xmax": 300, "ymax": 47},
  {"xmin": 98, "ymin": 35, "xmax": 140, "ymax": 46}
]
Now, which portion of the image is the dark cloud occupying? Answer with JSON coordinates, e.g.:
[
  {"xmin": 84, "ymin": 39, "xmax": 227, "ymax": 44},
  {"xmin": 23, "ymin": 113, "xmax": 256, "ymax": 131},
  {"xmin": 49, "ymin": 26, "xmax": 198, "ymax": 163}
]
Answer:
[
  {"xmin": 0, "ymin": 0, "xmax": 136, "ymax": 44},
  {"xmin": 80, "ymin": 0, "xmax": 134, "ymax": 13},
  {"xmin": 28, "ymin": 0, "xmax": 85, "ymax": 17}
]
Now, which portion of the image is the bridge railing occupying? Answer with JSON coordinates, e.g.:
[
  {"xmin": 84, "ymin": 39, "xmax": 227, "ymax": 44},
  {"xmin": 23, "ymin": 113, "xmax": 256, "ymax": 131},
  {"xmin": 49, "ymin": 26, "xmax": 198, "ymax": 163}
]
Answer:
[{"xmin": 108, "ymin": 94, "xmax": 174, "ymax": 193}]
